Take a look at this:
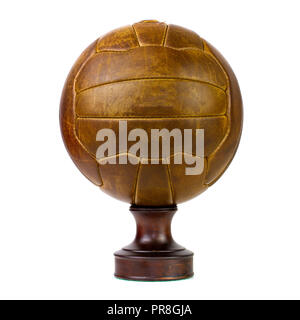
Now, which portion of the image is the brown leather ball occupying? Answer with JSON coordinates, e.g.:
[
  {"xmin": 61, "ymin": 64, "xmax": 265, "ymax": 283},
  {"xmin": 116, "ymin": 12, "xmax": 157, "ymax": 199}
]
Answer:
[{"xmin": 60, "ymin": 20, "xmax": 243, "ymax": 206}]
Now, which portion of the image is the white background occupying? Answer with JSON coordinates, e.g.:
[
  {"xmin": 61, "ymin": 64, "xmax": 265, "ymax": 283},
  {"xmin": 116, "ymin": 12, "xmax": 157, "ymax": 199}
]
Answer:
[{"xmin": 0, "ymin": 0, "xmax": 299, "ymax": 300}]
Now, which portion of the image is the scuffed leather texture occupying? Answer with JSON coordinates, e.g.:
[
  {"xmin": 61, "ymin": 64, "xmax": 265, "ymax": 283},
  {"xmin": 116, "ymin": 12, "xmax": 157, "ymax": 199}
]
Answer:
[{"xmin": 60, "ymin": 20, "xmax": 243, "ymax": 206}]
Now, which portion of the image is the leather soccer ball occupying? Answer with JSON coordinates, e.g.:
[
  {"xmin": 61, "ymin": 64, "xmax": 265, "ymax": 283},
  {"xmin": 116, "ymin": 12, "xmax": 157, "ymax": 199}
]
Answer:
[{"xmin": 60, "ymin": 20, "xmax": 243, "ymax": 206}]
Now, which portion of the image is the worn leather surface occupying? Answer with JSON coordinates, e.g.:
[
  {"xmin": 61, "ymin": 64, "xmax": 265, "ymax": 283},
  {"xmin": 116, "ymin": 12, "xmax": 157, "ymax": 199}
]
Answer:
[{"xmin": 60, "ymin": 20, "xmax": 243, "ymax": 206}]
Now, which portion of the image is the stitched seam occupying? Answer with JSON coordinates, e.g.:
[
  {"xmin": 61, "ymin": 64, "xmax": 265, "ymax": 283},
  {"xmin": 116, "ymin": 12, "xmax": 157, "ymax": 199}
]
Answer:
[
  {"xmin": 162, "ymin": 24, "xmax": 169, "ymax": 46},
  {"xmin": 165, "ymin": 46, "xmax": 203, "ymax": 51},
  {"xmin": 96, "ymin": 152, "xmax": 207, "ymax": 162},
  {"xmin": 166, "ymin": 163, "xmax": 175, "ymax": 203},
  {"xmin": 76, "ymin": 115, "xmax": 227, "ymax": 120},
  {"xmin": 133, "ymin": 161, "xmax": 141, "ymax": 204},
  {"xmin": 132, "ymin": 25, "xmax": 140, "ymax": 46},
  {"xmin": 91, "ymin": 45, "xmax": 220, "ymax": 57},
  {"xmin": 77, "ymin": 77, "xmax": 226, "ymax": 94},
  {"xmin": 96, "ymin": 48, "xmax": 139, "ymax": 53},
  {"xmin": 97, "ymin": 163, "xmax": 104, "ymax": 187}
]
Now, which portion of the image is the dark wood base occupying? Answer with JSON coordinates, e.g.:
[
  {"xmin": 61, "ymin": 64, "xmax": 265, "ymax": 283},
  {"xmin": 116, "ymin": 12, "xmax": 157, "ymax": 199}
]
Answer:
[{"xmin": 114, "ymin": 206, "xmax": 194, "ymax": 281}]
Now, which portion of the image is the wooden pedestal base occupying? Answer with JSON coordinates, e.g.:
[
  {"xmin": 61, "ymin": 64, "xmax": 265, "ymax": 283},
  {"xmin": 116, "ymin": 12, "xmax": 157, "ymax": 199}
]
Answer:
[{"xmin": 114, "ymin": 206, "xmax": 194, "ymax": 281}]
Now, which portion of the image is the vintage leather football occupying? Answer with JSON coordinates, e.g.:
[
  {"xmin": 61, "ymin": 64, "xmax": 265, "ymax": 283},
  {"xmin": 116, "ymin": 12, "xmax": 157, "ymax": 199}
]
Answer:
[
  {"xmin": 60, "ymin": 20, "xmax": 242, "ymax": 206},
  {"xmin": 60, "ymin": 20, "xmax": 243, "ymax": 281}
]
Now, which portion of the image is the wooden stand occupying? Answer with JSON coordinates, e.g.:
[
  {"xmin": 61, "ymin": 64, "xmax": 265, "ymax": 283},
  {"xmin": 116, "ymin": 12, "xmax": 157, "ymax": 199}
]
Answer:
[{"xmin": 114, "ymin": 206, "xmax": 193, "ymax": 281}]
